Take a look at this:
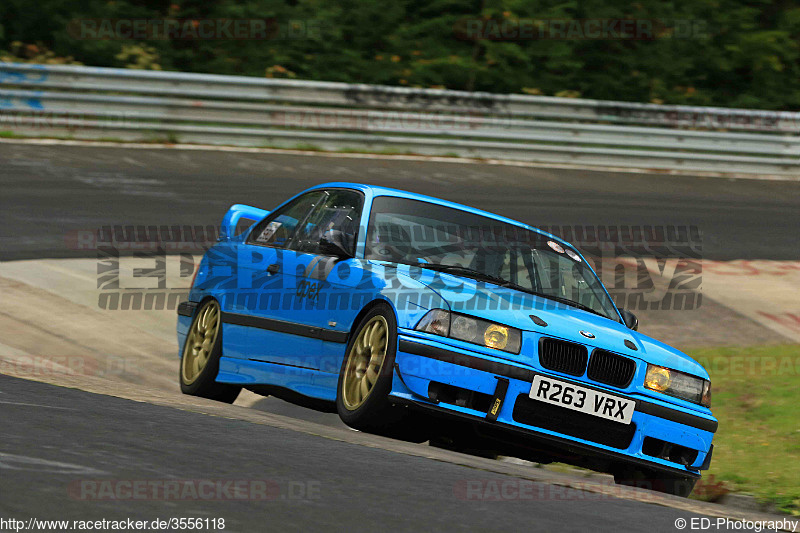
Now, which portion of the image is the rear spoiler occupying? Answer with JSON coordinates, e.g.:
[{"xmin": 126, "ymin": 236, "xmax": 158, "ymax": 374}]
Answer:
[{"xmin": 220, "ymin": 204, "xmax": 269, "ymax": 241}]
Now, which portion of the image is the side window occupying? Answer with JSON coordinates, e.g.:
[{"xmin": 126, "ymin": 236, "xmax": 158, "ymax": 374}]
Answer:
[
  {"xmin": 246, "ymin": 192, "xmax": 324, "ymax": 248},
  {"xmin": 292, "ymin": 190, "xmax": 363, "ymax": 256}
]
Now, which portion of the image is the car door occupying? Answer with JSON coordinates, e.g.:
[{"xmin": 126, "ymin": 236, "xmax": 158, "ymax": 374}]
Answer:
[
  {"xmin": 276, "ymin": 188, "xmax": 366, "ymax": 372},
  {"xmin": 233, "ymin": 190, "xmax": 327, "ymax": 366}
]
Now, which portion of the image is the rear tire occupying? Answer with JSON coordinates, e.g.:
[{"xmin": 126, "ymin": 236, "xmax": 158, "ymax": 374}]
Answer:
[
  {"xmin": 336, "ymin": 304, "xmax": 429, "ymax": 443},
  {"xmin": 179, "ymin": 299, "xmax": 241, "ymax": 404}
]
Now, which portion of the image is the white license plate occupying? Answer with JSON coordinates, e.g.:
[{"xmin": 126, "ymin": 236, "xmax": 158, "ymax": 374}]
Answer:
[{"xmin": 529, "ymin": 375, "xmax": 634, "ymax": 425}]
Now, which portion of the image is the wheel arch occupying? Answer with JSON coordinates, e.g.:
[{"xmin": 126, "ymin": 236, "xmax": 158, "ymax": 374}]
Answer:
[
  {"xmin": 346, "ymin": 297, "xmax": 398, "ymax": 345},
  {"xmin": 179, "ymin": 295, "xmax": 221, "ymax": 354},
  {"xmin": 194, "ymin": 294, "xmax": 220, "ymax": 309},
  {"xmin": 179, "ymin": 295, "xmax": 241, "ymax": 403}
]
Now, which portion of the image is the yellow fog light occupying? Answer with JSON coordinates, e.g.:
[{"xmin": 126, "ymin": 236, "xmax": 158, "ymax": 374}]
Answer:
[
  {"xmin": 645, "ymin": 365, "xmax": 672, "ymax": 392},
  {"xmin": 484, "ymin": 324, "xmax": 509, "ymax": 350}
]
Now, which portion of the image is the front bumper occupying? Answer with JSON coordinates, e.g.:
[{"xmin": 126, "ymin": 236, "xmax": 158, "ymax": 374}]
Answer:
[{"xmin": 390, "ymin": 333, "xmax": 716, "ymax": 477}]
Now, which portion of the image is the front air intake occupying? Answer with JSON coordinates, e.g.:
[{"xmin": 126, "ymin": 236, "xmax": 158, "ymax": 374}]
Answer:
[
  {"xmin": 538, "ymin": 338, "xmax": 588, "ymax": 376},
  {"xmin": 587, "ymin": 349, "xmax": 636, "ymax": 388}
]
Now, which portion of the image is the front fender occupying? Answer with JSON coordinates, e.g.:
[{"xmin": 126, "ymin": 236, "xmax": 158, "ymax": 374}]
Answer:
[{"xmin": 382, "ymin": 267, "xmax": 450, "ymax": 330}]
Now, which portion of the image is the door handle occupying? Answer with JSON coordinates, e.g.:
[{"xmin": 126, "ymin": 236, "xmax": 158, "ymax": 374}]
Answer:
[{"xmin": 267, "ymin": 263, "xmax": 280, "ymax": 275}]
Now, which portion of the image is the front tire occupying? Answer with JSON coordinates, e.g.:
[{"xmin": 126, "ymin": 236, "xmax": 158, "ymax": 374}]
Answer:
[
  {"xmin": 336, "ymin": 304, "xmax": 428, "ymax": 442},
  {"xmin": 179, "ymin": 299, "xmax": 241, "ymax": 403}
]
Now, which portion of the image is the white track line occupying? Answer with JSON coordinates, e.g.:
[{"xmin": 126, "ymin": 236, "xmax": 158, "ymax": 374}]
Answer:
[{"xmin": 0, "ymin": 400, "xmax": 75, "ymax": 410}]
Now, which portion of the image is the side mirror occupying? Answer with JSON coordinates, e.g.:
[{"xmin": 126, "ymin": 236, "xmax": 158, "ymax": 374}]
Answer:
[
  {"xmin": 619, "ymin": 309, "xmax": 639, "ymax": 331},
  {"xmin": 317, "ymin": 231, "xmax": 353, "ymax": 259}
]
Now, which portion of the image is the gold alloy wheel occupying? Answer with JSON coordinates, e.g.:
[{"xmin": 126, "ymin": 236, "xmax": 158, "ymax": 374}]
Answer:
[
  {"xmin": 342, "ymin": 315, "xmax": 389, "ymax": 410},
  {"xmin": 181, "ymin": 300, "xmax": 221, "ymax": 385}
]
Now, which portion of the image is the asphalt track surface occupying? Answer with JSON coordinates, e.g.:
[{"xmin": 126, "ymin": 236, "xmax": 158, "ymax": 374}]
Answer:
[
  {"xmin": 1, "ymin": 141, "xmax": 799, "ymax": 261},
  {"xmin": 0, "ymin": 374, "xmax": 750, "ymax": 533},
  {"xmin": 0, "ymin": 140, "xmax": 794, "ymax": 531}
]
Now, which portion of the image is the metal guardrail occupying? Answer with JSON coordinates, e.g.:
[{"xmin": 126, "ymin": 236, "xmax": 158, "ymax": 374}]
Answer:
[{"xmin": 1, "ymin": 62, "xmax": 799, "ymax": 175}]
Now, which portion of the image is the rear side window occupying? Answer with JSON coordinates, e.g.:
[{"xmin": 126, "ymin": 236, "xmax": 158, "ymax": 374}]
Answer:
[{"xmin": 247, "ymin": 192, "xmax": 324, "ymax": 248}]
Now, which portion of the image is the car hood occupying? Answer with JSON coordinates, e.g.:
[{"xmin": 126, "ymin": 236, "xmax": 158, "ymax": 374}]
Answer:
[{"xmin": 415, "ymin": 272, "xmax": 708, "ymax": 379}]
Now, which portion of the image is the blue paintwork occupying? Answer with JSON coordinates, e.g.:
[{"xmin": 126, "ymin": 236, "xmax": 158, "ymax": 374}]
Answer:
[
  {"xmin": 391, "ymin": 337, "xmax": 714, "ymax": 471},
  {"xmin": 177, "ymin": 182, "xmax": 716, "ymax": 475},
  {"xmin": 219, "ymin": 203, "xmax": 269, "ymax": 241}
]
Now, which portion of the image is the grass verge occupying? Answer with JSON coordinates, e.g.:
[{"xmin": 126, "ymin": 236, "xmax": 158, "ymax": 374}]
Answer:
[{"xmin": 690, "ymin": 344, "xmax": 800, "ymax": 514}]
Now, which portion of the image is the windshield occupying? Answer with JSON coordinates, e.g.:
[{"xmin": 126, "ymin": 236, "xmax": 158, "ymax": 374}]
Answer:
[{"xmin": 366, "ymin": 196, "xmax": 620, "ymax": 322}]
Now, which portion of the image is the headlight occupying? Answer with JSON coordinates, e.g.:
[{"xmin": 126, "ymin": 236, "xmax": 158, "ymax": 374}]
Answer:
[
  {"xmin": 644, "ymin": 364, "xmax": 711, "ymax": 407},
  {"xmin": 415, "ymin": 309, "xmax": 450, "ymax": 337},
  {"xmin": 701, "ymin": 380, "xmax": 711, "ymax": 407},
  {"xmin": 415, "ymin": 310, "xmax": 521, "ymax": 354}
]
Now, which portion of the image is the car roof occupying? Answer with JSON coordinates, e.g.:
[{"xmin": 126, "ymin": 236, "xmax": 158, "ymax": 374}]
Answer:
[{"xmin": 307, "ymin": 182, "xmax": 565, "ymax": 245}]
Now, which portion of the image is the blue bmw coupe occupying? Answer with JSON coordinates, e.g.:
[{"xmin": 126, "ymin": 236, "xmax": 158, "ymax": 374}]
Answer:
[{"xmin": 177, "ymin": 183, "xmax": 715, "ymax": 496}]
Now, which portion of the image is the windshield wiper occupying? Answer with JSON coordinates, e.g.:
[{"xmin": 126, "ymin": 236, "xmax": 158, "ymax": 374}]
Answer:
[
  {"xmin": 495, "ymin": 282, "xmax": 610, "ymax": 319},
  {"xmin": 408, "ymin": 262, "xmax": 510, "ymax": 286},
  {"xmin": 541, "ymin": 294, "xmax": 607, "ymax": 318}
]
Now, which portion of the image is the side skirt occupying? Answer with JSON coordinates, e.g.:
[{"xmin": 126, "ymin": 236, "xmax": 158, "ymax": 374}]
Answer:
[
  {"xmin": 245, "ymin": 384, "xmax": 337, "ymax": 413},
  {"xmin": 216, "ymin": 356, "xmax": 339, "ymax": 406}
]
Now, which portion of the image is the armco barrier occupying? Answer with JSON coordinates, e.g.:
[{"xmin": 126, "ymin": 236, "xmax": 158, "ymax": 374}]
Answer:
[{"xmin": 1, "ymin": 63, "xmax": 798, "ymax": 175}]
